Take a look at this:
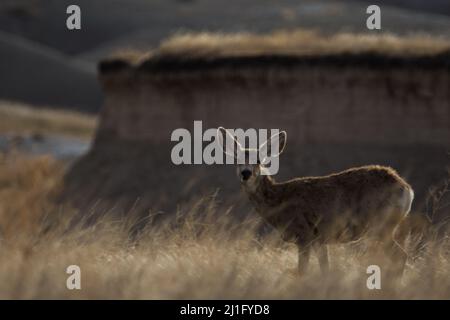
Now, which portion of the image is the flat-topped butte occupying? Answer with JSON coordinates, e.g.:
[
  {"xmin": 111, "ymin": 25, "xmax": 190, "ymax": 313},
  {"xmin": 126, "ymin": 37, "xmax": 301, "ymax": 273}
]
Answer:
[{"xmin": 99, "ymin": 30, "xmax": 450, "ymax": 74}]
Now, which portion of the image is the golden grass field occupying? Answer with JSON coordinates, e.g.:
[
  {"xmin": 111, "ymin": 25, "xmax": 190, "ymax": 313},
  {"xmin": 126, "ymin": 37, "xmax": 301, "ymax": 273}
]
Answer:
[
  {"xmin": 0, "ymin": 151, "xmax": 448, "ymax": 299},
  {"xmin": 0, "ymin": 100, "xmax": 449, "ymax": 299}
]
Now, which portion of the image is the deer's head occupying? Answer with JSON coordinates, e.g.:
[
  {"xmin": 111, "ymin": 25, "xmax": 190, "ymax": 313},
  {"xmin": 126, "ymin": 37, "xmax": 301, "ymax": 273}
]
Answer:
[{"xmin": 217, "ymin": 127, "xmax": 287, "ymax": 188}]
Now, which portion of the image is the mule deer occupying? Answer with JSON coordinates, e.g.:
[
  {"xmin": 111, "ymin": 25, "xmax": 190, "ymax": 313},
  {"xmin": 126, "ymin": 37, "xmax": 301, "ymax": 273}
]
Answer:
[{"xmin": 217, "ymin": 127, "xmax": 414, "ymax": 277}]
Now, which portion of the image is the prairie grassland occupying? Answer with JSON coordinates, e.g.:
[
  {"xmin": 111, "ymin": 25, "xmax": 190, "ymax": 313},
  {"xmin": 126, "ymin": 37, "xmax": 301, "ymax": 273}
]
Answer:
[
  {"xmin": 0, "ymin": 153, "xmax": 449, "ymax": 299},
  {"xmin": 0, "ymin": 100, "xmax": 96, "ymax": 139}
]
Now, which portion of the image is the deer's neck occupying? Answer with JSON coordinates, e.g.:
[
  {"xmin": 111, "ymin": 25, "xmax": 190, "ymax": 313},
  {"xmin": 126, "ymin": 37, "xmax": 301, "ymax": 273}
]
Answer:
[{"xmin": 244, "ymin": 175, "xmax": 279, "ymax": 210}]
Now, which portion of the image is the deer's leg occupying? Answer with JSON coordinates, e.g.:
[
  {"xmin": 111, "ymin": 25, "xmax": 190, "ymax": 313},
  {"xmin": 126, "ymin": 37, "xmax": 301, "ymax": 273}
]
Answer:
[
  {"xmin": 297, "ymin": 243, "xmax": 311, "ymax": 275},
  {"xmin": 314, "ymin": 244, "xmax": 329, "ymax": 274},
  {"xmin": 382, "ymin": 210, "xmax": 409, "ymax": 281},
  {"xmin": 383, "ymin": 238, "xmax": 407, "ymax": 282}
]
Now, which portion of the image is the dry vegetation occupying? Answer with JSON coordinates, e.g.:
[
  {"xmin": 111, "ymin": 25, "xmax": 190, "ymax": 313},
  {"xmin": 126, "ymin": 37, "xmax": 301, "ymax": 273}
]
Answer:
[
  {"xmin": 0, "ymin": 153, "xmax": 449, "ymax": 299},
  {"xmin": 154, "ymin": 30, "xmax": 450, "ymax": 58},
  {"xmin": 0, "ymin": 100, "xmax": 96, "ymax": 139},
  {"xmin": 108, "ymin": 30, "xmax": 450, "ymax": 67}
]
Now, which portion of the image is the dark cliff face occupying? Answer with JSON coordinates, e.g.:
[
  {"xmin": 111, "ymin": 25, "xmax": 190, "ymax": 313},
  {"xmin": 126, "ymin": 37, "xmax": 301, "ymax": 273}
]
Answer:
[
  {"xmin": 95, "ymin": 52, "xmax": 449, "ymax": 147},
  {"xmin": 100, "ymin": 51, "xmax": 450, "ymax": 75},
  {"xmin": 65, "ymin": 51, "xmax": 450, "ymax": 222}
]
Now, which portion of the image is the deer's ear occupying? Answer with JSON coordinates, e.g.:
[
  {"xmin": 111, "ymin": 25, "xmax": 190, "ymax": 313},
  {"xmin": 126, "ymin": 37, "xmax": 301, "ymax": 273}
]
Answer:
[
  {"xmin": 277, "ymin": 131, "xmax": 287, "ymax": 155},
  {"xmin": 259, "ymin": 131, "xmax": 287, "ymax": 162},
  {"xmin": 217, "ymin": 127, "xmax": 242, "ymax": 159}
]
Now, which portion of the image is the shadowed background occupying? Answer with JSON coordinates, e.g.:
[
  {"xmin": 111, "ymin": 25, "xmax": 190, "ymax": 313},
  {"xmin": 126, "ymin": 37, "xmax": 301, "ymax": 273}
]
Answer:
[{"xmin": 0, "ymin": 0, "xmax": 449, "ymax": 222}]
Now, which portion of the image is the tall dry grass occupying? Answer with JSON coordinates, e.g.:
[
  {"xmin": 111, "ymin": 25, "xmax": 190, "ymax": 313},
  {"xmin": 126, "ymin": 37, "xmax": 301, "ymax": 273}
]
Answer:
[
  {"xmin": 155, "ymin": 30, "xmax": 450, "ymax": 58},
  {"xmin": 109, "ymin": 30, "xmax": 450, "ymax": 65},
  {"xmin": 0, "ymin": 153, "xmax": 449, "ymax": 299}
]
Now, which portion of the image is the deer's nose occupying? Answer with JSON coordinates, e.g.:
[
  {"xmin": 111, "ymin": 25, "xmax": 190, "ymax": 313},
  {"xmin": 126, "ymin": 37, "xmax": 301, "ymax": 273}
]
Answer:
[{"xmin": 241, "ymin": 169, "xmax": 252, "ymax": 181}]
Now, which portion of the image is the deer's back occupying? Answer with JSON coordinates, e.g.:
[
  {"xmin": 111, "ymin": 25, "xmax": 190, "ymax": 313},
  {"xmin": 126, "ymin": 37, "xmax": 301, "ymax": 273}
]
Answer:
[{"xmin": 261, "ymin": 165, "xmax": 412, "ymax": 243}]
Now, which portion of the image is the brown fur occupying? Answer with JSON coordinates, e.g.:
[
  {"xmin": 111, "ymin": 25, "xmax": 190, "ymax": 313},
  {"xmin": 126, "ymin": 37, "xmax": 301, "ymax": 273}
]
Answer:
[
  {"xmin": 246, "ymin": 165, "xmax": 412, "ymax": 243},
  {"xmin": 245, "ymin": 165, "xmax": 413, "ymax": 277},
  {"xmin": 219, "ymin": 128, "xmax": 414, "ymax": 277}
]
